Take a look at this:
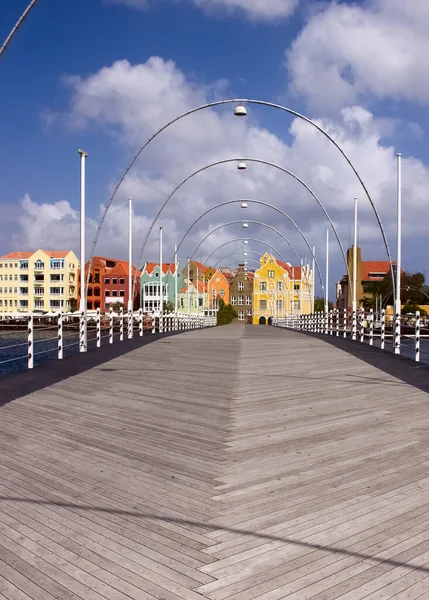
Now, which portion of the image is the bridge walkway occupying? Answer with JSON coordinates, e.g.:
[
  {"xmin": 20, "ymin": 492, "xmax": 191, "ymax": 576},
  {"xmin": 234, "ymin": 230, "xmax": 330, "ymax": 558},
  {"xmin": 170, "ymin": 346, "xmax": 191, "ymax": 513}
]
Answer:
[{"xmin": 1, "ymin": 325, "xmax": 429, "ymax": 599}]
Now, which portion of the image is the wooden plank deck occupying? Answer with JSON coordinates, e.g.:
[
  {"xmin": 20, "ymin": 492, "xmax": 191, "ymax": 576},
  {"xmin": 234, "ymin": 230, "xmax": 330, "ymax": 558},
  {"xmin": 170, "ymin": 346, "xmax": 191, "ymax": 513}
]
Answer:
[{"xmin": 1, "ymin": 324, "xmax": 429, "ymax": 599}]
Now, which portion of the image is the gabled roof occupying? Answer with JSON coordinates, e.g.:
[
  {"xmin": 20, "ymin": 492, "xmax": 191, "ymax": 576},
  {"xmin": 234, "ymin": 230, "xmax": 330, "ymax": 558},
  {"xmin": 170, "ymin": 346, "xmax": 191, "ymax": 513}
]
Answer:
[
  {"xmin": 208, "ymin": 268, "xmax": 231, "ymax": 284},
  {"xmin": 144, "ymin": 262, "xmax": 176, "ymax": 275},
  {"xmin": 361, "ymin": 260, "xmax": 396, "ymax": 280},
  {"xmin": 192, "ymin": 261, "xmax": 211, "ymax": 274},
  {"xmin": 1, "ymin": 250, "xmax": 72, "ymax": 260},
  {"xmin": 180, "ymin": 279, "xmax": 206, "ymax": 293},
  {"xmin": 1, "ymin": 251, "xmax": 33, "ymax": 259}
]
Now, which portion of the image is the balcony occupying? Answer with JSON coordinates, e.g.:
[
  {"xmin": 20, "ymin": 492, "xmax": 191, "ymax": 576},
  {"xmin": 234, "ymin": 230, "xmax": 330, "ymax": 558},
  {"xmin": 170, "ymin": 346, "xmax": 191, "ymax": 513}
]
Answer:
[
  {"xmin": 34, "ymin": 280, "xmax": 44, "ymax": 286},
  {"xmin": 34, "ymin": 263, "xmax": 45, "ymax": 271}
]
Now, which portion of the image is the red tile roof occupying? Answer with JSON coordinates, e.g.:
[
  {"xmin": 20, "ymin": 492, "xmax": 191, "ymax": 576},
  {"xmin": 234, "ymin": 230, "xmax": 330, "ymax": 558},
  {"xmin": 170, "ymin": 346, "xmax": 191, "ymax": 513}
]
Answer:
[
  {"xmin": 180, "ymin": 280, "xmax": 206, "ymax": 293},
  {"xmin": 1, "ymin": 251, "xmax": 33, "ymax": 259},
  {"xmin": 144, "ymin": 262, "xmax": 176, "ymax": 275},
  {"xmin": 193, "ymin": 261, "xmax": 211, "ymax": 274},
  {"xmin": 361, "ymin": 261, "xmax": 396, "ymax": 280},
  {"xmin": 1, "ymin": 250, "xmax": 72, "ymax": 260}
]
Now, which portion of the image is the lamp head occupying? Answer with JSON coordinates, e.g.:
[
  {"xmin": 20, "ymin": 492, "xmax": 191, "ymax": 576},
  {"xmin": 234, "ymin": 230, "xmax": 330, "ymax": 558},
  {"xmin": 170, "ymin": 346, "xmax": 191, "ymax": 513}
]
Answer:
[
  {"xmin": 242, "ymin": 223, "xmax": 249, "ymax": 228},
  {"xmin": 234, "ymin": 105, "xmax": 247, "ymax": 117},
  {"xmin": 237, "ymin": 162, "xmax": 247, "ymax": 171},
  {"xmin": 241, "ymin": 202, "xmax": 248, "ymax": 208}
]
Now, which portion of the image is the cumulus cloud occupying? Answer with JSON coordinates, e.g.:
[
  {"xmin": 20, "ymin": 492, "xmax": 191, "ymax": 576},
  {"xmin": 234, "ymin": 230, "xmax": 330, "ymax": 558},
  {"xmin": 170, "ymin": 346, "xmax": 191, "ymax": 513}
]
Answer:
[
  {"xmin": 287, "ymin": 0, "xmax": 429, "ymax": 110},
  {"xmin": 106, "ymin": 0, "xmax": 299, "ymax": 21},
  {"xmin": 30, "ymin": 56, "xmax": 429, "ymax": 292}
]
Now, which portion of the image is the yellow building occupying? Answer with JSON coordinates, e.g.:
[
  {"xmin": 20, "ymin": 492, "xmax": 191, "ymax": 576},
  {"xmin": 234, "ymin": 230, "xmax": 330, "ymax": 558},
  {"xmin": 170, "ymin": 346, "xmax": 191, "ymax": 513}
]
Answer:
[
  {"xmin": 0, "ymin": 250, "xmax": 79, "ymax": 315},
  {"xmin": 252, "ymin": 253, "xmax": 313, "ymax": 325}
]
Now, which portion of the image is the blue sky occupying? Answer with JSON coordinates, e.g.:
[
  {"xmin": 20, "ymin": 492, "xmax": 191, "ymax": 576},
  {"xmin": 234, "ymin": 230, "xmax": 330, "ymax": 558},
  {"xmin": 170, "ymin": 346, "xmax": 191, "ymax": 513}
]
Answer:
[{"xmin": 1, "ymin": 0, "xmax": 429, "ymax": 297}]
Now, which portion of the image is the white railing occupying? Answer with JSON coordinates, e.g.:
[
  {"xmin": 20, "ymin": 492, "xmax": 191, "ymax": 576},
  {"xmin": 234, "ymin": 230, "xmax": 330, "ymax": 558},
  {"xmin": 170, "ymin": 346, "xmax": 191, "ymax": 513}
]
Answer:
[
  {"xmin": 272, "ymin": 310, "xmax": 427, "ymax": 363},
  {"xmin": 0, "ymin": 310, "xmax": 216, "ymax": 372}
]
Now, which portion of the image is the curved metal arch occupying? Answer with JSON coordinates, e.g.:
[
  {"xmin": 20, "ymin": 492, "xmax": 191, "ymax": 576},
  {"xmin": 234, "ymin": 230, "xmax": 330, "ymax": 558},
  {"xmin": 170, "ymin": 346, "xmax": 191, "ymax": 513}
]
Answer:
[
  {"xmin": 382, "ymin": 286, "xmax": 429, "ymax": 307},
  {"xmin": 0, "ymin": 0, "xmax": 40, "ymax": 60},
  {"xmin": 175, "ymin": 198, "xmax": 324, "ymax": 289},
  {"xmin": 191, "ymin": 220, "xmax": 313, "ymax": 292},
  {"xmin": 214, "ymin": 249, "xmax": 270, "ymax": 267},
  {"xmin": 90, "ymin": 98, "xmax": 394, "ymax": 299},
  {"xmin": 130, "ymin": 157, "xmax": 349, "ymax": 294},
  {"xmin": 205, "ymin": 238, "xmax": 291, "ymax": 274}
]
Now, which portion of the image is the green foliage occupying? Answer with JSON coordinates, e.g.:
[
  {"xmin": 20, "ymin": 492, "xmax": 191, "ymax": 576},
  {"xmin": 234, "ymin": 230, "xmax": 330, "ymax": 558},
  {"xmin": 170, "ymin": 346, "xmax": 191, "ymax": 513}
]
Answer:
[
  {"xmin": 69, "ymin": 298, "xmax": 78, "ymax": 313},
  {"xmin": 217, "ymin": 301, "xmax": 238, "ymax": 325},
  {"xmin": 163, "ymin": 301, "xmax": 175, "ymax": 313},
  {"xmin": 401, "ymin": 303, "xmax": 428, "ymax": 317},
  {"xmin": 314, "ymin": 297, "xmax": 333, "ymax": 312},
  {"xmin": 111, "ymin": 301, "xmax": 125, "ymax": 313}
]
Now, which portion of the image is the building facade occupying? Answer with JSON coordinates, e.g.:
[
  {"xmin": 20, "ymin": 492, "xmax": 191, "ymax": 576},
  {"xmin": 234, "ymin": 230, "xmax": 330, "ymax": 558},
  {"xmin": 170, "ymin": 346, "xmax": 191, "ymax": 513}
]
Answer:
[
  {"xmin": 252, "ymin": 253, "xmax": 313, "ymax": 324},
  {"xmin": 178, "ymin": 280, "xmax": 207, "ymax": 314},
  {"xmin": 229, "ymin": 264, "xmax": 253, "ymax": 323},
  {"xmin": 336, "ymin": 247, "xmax": 396, "ymax": 311},
  {"xmin": 184, "ymin": 261, "xmax": 216, "ymax": 283},
  {"xmin": 207, "ymin": 269, "xmax": 231, "ymax": 309},
  {"xmin": 78, "ymin": 256, "xmax": 141, "ymax": 312},
  {"xmin": 0, "ymin": 250, "xmax": 78, "ymax": 315},
  {"xmin": 140, "ymin": 263, "xmax": 183, "ymax": 313}
]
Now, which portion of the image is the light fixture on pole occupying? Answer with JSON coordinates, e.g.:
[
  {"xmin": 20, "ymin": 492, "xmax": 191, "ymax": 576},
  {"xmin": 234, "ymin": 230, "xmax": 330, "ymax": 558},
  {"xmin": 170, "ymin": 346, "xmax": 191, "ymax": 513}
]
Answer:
[
  {"xmin": 242, "ymin": 223, "xmax": 249, "ymax": 228},
  {"xmin": 237, "ymin": 162, "xmax": 247, "ymax": 171},
  {"xmin": 241, "ymin": 202, "xmax": 248, "ymax": 208},
  {"xmin": 325, "ymin": 228, "xmax": 329, "ymax": 315},
  {"xmin": 128, "ymin": 196, "xmax": 133, "ymax": 339},
  {"xmin": 174, "ymin": 243, "xmax": 178, "ymax": 314},
  {"xmin": 78, "ymin": 149, "xmax": 88, "ymax": 353},
  {"xmin": 352, "ymin": 197, "xmax": 358, "ymax": 340},
  {"xmin": 395, "ymin": 153, "xmax": 402, "ymax": 355},
  {"xmin": 159, "ymin": 227, "xmax": 163, "ymax": 316},
  {"xmin": 244, "ymin": 252, "xmax": 248, "ymax": 256},
  {"xmin": 243, "ymin": 239, "xmax": 249, "ymax": 244},
  {"xmin": 234, "ymin": 105, "xmax": 247, "ymax": 117}
]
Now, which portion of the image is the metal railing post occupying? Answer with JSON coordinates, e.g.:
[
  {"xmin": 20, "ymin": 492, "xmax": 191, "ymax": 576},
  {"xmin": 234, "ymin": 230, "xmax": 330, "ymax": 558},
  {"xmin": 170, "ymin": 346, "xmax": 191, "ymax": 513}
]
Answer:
[
  {"xmin": 139, "ymin": 308, "xmax": 143, "ymax": 336},
  {"xmin": 415, "ymin": 311, "xmax": 420, "ymax": 362},
  {"xmin": 369, "ymin": 308, "xmax": 374, "ymax": 346},
  {"xmin": 394, "ymin": 308, "xmax": 401, "ymax": 355},
  {"xmin": 352, "ymin": 307, "xmax": 357, "ymax": 341},
  {"xmin": 109, "ymin": 306, "xmax": 114, "ymax": 344},
  {"xmin": 343, "ymin": 309, "xmax": 347, "ymax": 338},
  {"xmin": 128, "ymin": 307, "xmax": 133, "ymax": 339},
  {"xmin": 335, "ymin": 309, "xmax": 339, "ymax": 337},
  {"xmin": 96, "ymin": 307, "xmax": 101, "ymax": 348},
  {"xmin": 359, "ymin": 307, "xmax": 364, "ymax": 342},
  {"xmin": 381, "ymin": 309, "xmax": 386, "ymax": 350},
  {"xmin": 28, "ymin": 313, "xmax": 34, "ymax": 369},
  {"xmin": 120, "ymin": 306, "xmax": 124, "ymax": 341},
  {"xmin": 80, "ymin": 309, "xmax": 87, "ymax": 352},
  {"xmin": 329, "ymin": 310, "xmax": 333, "ymax": 335},
  {"xmin": 58, "ymin": 311, "xmax": 63, "ymax": 360}
]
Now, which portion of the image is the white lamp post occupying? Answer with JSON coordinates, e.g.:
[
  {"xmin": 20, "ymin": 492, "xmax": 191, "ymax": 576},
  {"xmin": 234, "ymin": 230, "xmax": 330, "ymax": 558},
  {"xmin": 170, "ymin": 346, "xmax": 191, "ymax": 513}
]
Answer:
[
  {"xmin": 78, "ymin": 149, "xmax": 88, "ymax": 353},
  {"xmin": 159, "ymin": 227, "xmax": 163, "ymax": 315},
  {"xmin": 395, "ymin": 153, "xmax": 402, "ymax": 354},
  {"xmin": 128, "ymin": 196, "xmax": 133, "ymax": 339}
]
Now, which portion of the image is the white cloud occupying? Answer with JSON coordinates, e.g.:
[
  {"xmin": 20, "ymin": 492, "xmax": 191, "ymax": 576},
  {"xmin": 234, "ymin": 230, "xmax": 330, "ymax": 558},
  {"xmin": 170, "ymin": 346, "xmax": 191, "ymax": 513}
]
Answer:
[
  {"xmin": 32, "ymin": 56, "xmax": 429, "ymax": 292},
  {"xmin": 106, "ymin": 0, "xmax": 299, "ymax": 21},
  {"xmin": 287, "ymin": 0, "xmax": 429, "ymax": 110}
]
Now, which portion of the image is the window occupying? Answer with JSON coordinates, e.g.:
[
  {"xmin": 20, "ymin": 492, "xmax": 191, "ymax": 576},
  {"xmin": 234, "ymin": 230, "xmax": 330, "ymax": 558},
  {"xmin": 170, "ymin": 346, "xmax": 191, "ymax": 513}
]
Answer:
[
  {"xmin": 268, "ymin": 270, "xmax": 275, "ymax": 278},
  {"xmin": 14, "ymin": 288, "xmax": 17, "ymax": 294},
  {"xmin": 112, "ymin": 290, "xmax": 118, "ymax": 297},
  {"xmin": 0, "ymin": 287, "xmax": 2, "ymax": 293},
  {"xmin": 0, "ymin": 301, "xmax": 2, "ymax": 307},
  {"xmin": 238, "ymin": 282, "xmax": 244, "ymax": 292},
  {"xmin": 276, "ymin": 300, "xmax": 283, "ymax": 310},
  {"xmin": 94, "ymin": 272, "xmax": 100, "ymax": 283},
  {"xmin": 119, "ymin": 278, "xmax": 125, "ymax": 284},
  {"xmin": 50, "ymin": 300, "xmax": 63, "ymax": 308},
  {"xmin": 50, "ymin": 274, "xmax": 63, "ymax": 282},
  {"xmin": 112, "ymin": 278, "xmax": 117, "ymax": 284},
  {"xmin": 259, "ymin": 299, "xmax": 267, "ymax": 310},
  {"xmin": 34, "ymin": 260, "xmax": 44, "ymax": 270},
  {"xmin": 20, "ymin": 274, "xmax": 28, "ymax": 282},
  {"xmin": 238, "ymin": 296, "xmax": 244, "ymax": 305},
  {"xmin": 94, "ymin": 288, "xmax": 100, "ymax": 297},
  {"xmin": 14, "ymin": 300, "xmax": 17, "ymax": 307},
  {"xmin": 50, "ymin": 287, "xmax": 64, "ymax": 295},
  {"xmin": 260, "ymin": 281, "xmax": 267, "ymax": 291},
  {"xmin": 277, "ymin": 281, "xmax": 283, "ymax": 291},
  {"xmin": 9, "ymin": 275, "xmax": 12, "ymax": 281},
  {"xmin": 87, "ymin": 288, "xmax": 93, "ymax": 297},
  {"xmin": 294, "ymin": 283, "xmax": 300, "ymax": 291},
  {"xmin": 105, "ymin": 278, "xmax": 110, "ymax": 284},
  {"xmin": 0, "ymin": 264, "xmax": 2, "ymax": 268},
  {"xmin": 51, "ymin": 259, "xmax": 64, "ymax": 270},
  {"xmin": 19, "ymin": 300, "xmax": 28, "ymax": 308},
  {"xmin": 231, "ymin": 296, "xmax": 236, "ymax": 305},
  {"xmin": 120, "ymin": 290, "xmax": 125, "ymax": 297},
  {"xmin": 238, "ymin": 310, "xmax": 244, "ymax": 321},
  {"xmin": 220, "ymin": 289, "xmax": 225, "ymax": 297},
  {"xmin": 34, "ymin": 300, "xmax": 44, "ymax": 309},
  {"xmin": 9, "ymin": 287, "xmax": 12, "ymax": 293},
  {"xmin": 105, "ymin": 290, "xmax": 110, "ymax": 297},
  {"xmin": 19, "ymin": 287, "xmax": 28, "ymax": 295},
  {"xmin": 199, "ymin": 298, "xmax": 203, "ymax": 307},
  {"xmin": 9, "ymin": 263, "xmax": 12, "ymax": 268},
  {"xmin": 212, "ymin": 289, "xmax": 216, "ymax": 297},
  {"xmin": 246, "ymin": 295, "xmax": 251, "ymax": 305},
  {"xmin": 0, "ymin": 276, "xmax": 2, "ymax": 281},
  {"xmin": 247, "ymin": 310, "xmax": 252, "ymax": 316},
  {"xmin": 14, "ymin": 275, "xmax": 17, "ymax": 281},
  {"xmin": 180, "ymin": 298, "xmax": 184, "ymax": 308},
  {"xmin": 20, "ymin": 260, "xmax": 28, "ymax": 270},
  {"xmin": 34, "ymin": 287, "xmax": 44, "ymax": 295}
]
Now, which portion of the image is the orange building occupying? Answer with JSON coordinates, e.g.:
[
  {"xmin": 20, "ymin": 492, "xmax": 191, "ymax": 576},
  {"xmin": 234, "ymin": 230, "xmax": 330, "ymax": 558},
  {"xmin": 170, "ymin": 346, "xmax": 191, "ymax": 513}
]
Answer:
[
  {"xmin": 207, "ymin": 268, "xmax": 231, "ymax": 309},
  {"xmin": 78, "ymin": 256, "xmax": 141, "ymax": 312}
]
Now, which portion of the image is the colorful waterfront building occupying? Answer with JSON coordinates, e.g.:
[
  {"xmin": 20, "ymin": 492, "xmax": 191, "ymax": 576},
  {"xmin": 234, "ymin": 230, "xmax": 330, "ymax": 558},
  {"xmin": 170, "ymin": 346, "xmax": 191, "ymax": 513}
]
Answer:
[
  {"xmin": 78, "ymin": 256, "xmax": 141, "ymax": 312},
  {"xmin": 140, "ymin": 263, "xmax": 183, "ymax": 313},
  {"xmin": 229, "ymin": 264, "xmax": 254, "ymax": 323},
  {"xmin": 207, "ymin": 268, "xmax": 231, "ymax": 309},
  {"xmin": 252, "ymin": 253, "xmax": 313, "ymax": 324},
  {"xmin": 184, "ymin": 261, "xmax": 216, "ymax": 283},
  {"xmin": 178, "ymin": 280, "xmax": 207, "ymax": 314},
  {"xmin": 0, "ymin": 249, "xmax": 78, "ymax": 315}
]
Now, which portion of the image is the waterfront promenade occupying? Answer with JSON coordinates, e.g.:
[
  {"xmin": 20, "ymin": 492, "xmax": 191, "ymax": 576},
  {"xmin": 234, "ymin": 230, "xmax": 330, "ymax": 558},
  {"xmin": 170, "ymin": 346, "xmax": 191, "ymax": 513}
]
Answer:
[{"xmin": 1, "ymin": 325, "xmax": 429, "ymax": 599}]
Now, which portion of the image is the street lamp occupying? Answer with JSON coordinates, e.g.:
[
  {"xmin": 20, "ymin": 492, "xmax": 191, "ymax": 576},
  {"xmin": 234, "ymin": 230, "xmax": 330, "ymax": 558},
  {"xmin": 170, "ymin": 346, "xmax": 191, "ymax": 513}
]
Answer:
[
  {"xmin": 234, "ymin": 105, "xmax": 247, "ymax": 117},
  {"xmin": 241, "ymin": 202, "xmax": 248, "ymax": 208},
  {"xmin": 244, "ymin": 240, "xmax": 249, "ymax": 244},
  {"xmin": 242, "ymin": 223, "xmax": 249, "ymax": 228},
  {"xmin": 237, "ymin": 161, "xmax": 247, "ymax": 170}
]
